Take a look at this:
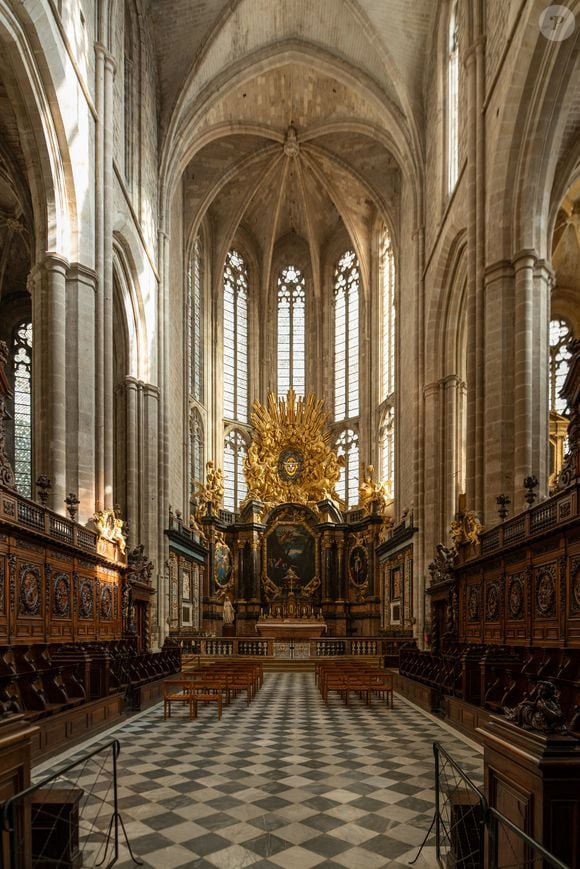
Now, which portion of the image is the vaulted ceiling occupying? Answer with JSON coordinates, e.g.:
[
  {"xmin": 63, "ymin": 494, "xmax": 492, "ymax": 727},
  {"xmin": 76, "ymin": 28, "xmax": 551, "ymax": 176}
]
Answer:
[{"xmin": 150, "ymin": 0, "xmax": 436, "ymax": 285}]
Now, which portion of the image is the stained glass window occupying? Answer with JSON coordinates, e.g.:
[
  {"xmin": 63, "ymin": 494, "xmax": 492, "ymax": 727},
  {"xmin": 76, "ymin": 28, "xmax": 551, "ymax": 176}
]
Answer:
[
  {"xmin": 223, "ymin": 250, "xmax": 248, "ymax": 423},
  {"xmin": 382, "ymin": 231, "xmax": 395, "ymax": 400},
  {"xmin": 223, "ymin": 429, "xmax": 248, "ymax": 512},
  {"xmin": 334, "ymin": 250, "xmax": 359, "ymax": 421},
  {"xmin": 12, "ymin": 321, "xmax": 32, "ymax": 498},
  {"xmin": 550, "ymin": 319, "xmax": 573, "ymax": 415},
  {"xmin": 335, "ymin": 428, "xmax": 359, "ymax": 509},
  {"xmin": 188, "ymin": 236, "xmax": 203, "ymax": 403},
  {"xmin": 447, "ymin": 0, "xmax": 459, "ymax": 195},
  {"xmin": 277, "ymin": 265, "xmax": 306, "ymax": 397}
]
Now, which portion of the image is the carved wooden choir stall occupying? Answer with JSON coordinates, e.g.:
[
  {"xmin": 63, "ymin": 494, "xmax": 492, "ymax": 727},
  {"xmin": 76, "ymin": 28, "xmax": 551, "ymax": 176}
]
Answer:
[{"xmin": 398, "ymin": 339, "xmax": 580, "ymax": 868}]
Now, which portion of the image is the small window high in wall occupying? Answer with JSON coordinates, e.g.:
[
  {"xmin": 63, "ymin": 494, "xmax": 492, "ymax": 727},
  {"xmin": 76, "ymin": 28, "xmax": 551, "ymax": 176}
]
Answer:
[
  {"xmin": 447, "ymin": 0, "xmax": 459, "ymax": 195},
  {"xmin": 277, "ymin": 264, "xmax": 306, "ymax": 398}
]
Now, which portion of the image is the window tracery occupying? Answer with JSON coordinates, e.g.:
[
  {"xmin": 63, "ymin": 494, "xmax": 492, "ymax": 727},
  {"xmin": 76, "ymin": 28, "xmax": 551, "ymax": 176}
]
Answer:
[
  {"xmin": 382, "ymin": 230, "xmax": 395, "ymax": 401},
  {"xmin": 223, "ymin": 429, "xmax": 248, "ymax": 512},
  {"xmin": 12, "ymin": 321, "xmax": 32, "ymax": 498},
  {"xmin": 334, "ymin": 250, "xmax": 359, "ymax": 421},
  {"xmin": 223, "ymin": 249, "xmax": 248, "ymax": 424},
  {"xmin": 190, "ymin": 410, "xmax": 204, "ymax": 494},
  {"xmin": 447, "ymin": 0, "xmax": 459, "ymax": 195},
  {"xmin": 277, "ymin": 264, "xmax": 305, "ymax": 397},
  {"xmin": 550, "ymin": 318, "xmax": 573, "ymax": 416},
  {"xmin": 335, "ymin": 428, "xmax": 359, "ymax": 509}
]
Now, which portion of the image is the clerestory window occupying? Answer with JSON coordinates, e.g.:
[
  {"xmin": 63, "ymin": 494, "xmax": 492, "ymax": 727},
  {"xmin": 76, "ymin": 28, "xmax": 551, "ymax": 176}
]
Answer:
[{"xmin": 277, "ymin": 264, "xmax": 305, "ymax": 398}]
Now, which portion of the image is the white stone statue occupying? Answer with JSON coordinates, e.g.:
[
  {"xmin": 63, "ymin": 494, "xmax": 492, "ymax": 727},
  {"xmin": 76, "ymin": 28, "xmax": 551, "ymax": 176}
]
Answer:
[{"xmin": 223, "ymin": 596, "xmax": 235, "ymax": 625}]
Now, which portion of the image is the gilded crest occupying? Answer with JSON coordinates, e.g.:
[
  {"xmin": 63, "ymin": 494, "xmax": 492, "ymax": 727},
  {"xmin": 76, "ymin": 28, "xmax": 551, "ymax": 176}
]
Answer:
[{"xmin": 244, "ymin": 389, "xmax": 344, "ymax": 507}]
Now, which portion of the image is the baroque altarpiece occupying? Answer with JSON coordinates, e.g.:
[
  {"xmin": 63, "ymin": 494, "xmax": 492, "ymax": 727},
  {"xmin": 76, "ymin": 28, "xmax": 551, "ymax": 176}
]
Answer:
[{"xmin": 166, "ymin": 390, "xmax": 415, "ymax": 640}]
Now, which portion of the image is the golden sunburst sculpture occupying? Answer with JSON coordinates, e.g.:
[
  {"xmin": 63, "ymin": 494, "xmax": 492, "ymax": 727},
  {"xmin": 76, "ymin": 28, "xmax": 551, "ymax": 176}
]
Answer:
[{"xmin": 243, "ymin": 389, "xmax": 345, "ymax": 508}]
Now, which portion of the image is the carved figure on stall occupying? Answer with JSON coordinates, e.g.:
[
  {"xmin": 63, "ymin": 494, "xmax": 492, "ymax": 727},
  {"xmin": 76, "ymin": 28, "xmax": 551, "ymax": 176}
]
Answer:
[
  {"xmin": 450, "ymin": 509, "xmax": 483, "ymax": 553},
  {"xmin": 504, "ymin": 681, "xmax": 567, "ymax": 733},
  {"xmin": 428, "ymin": 543, "xmax": 455, "ymax": 585},
  {"xmin": 127, "ymin": 544, "xmax": 154, "ymax": 585}
]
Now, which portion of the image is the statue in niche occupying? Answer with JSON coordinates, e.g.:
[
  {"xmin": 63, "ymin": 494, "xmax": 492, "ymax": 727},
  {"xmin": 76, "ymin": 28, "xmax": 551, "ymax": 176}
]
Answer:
[{"xmin": 222, "ymin": 595, "xmax": 235, "ymax": 625}]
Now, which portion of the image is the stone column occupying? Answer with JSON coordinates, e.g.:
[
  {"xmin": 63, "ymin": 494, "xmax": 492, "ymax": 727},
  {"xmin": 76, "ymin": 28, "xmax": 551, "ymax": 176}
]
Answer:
[
  {"xmin": 94, "ymin": 40, "xmax": 116, "ymax": 510},
  {"xmin": 44, "ymin": 255, "xmax": 68, "ymax": 513},
  {"xmin": 423, "ymin": 380, "xmax": 442, "ymax": 554},
  {"xmin": 102, "ymin": 49, "xmax": 116, "ymax": 507},
  {"xmin": 66, "ymin": 264, "xmax": 97, "ymax": 520},
  {"xmin": 124, "ymin": 376, "xmax": 139, "ymax": 536},
  {"xmin": 483, "ymin": 260, "xmax": 515, "ymax": 521},
  {"xmin": 513, "ymin": 250, "xmax": 536, "ymax": 506},
  {"xmin": 533, "ymin": 260, "xmax": 553, "ymax": 495}
]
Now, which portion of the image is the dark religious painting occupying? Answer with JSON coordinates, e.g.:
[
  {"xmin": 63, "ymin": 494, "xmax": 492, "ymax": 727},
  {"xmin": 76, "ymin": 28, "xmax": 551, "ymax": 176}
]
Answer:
[
  {"xmin": 266, "ymin": 523, "xmax": 315, "ymax": 589},
  {"xmin": 349, "ymin": 545, "xmax": 368, "ymax": 585}
]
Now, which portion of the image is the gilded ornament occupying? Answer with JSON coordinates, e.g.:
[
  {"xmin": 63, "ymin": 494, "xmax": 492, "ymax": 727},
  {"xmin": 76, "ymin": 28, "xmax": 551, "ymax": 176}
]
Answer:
[
  {"xmin": 192, "ymin": 460, "xmax": 225, "ymax": 518},
  {"xmin": 243, "ymin": 389, "xmax": 344, "ymax": 508},
  {"xmin": 450, "ymin": 509, "xmax": 483, "ymax": 553},
  {"xmin": 358, "ymin": 464, "xmax": 391, "ymax": 515},
  {"xmin": 91, "ymin": 507, "xmax": 127, "ymax": 553}
]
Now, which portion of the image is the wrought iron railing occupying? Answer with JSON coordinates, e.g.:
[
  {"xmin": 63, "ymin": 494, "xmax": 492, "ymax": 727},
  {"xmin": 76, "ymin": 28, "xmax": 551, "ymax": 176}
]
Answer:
[
  {"xmin": 1, "ymin": 739, "xmax": 141, "ymax": 868},
  {"xmin": 429, "ymin": 742, "xmax": 569, "ymax": 869}
]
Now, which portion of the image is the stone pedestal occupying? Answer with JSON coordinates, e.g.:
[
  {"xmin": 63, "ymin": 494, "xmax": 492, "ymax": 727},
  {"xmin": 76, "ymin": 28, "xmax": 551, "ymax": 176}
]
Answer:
[
  {"xmin": 222, "ymin": 624, "xmax": 236, "ymax": 637},
  {"xmin": 478, "ymin": 716, "xmax": 580, "ymax": 868}
]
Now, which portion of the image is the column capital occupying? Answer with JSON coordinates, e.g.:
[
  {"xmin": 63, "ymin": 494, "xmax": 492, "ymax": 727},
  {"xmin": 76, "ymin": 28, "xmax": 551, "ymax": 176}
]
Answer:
[
  {"xmin": 94, "ymin": 42, "xmax": 116, "ymax": 74},
  {"xmin": 42, "ymin": 252, "xmax": 70, "ymax": 276},
  {"xmin": 513, "ymin": 248, "xmax": 538, "ymax": 270},
  {"xmin": 484, "ymin": 259, "xmax": 514, "ymax": 283}
]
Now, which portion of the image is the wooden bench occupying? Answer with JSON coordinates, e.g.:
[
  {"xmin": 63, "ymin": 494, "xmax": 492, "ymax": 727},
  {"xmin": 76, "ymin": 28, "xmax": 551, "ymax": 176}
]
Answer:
[
  {"xmin": 190, "ymin": 690, "xmax": 222, "ymax": 720},
  {"xmin": 163, "ymin": 680, "xmax": 196, "ymax": 720}
]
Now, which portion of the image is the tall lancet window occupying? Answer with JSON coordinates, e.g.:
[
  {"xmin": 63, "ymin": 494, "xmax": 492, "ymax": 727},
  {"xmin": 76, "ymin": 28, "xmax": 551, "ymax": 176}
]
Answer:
[
  {"xmin": 223, "ymin": 429, "xmax": 248, "ymax": 512},
  {"xmin": 277, "ymin": 264, "xmax": 305, "ymax": 397},
  {"xmin": 382, "ymin": 230, "xmax": 395, "ymax": 401},
  {"xmin": 335, "ymin": 428, "xmax": 359, "ymax": 509},
  {"xmin": 188, "ymin": 236, "xmax": 203, "ymax": 403},
  {"xmin": 223, "ymin": 250, "xmax": 248, "ymax": 423},
  {"xmin": 447, "ymin": 0, "xmax": 459, "ymax": 195},
  {"xmin": 549, "ymin": 319, "xmax": 573, "ymax": 415},
  {"xmin": 334, "ymin": 250, "xmax": 359, "ymax": 421},
  {"xmin": 12, "ymin": 321, "xmax": 33, "ymax": 498}
]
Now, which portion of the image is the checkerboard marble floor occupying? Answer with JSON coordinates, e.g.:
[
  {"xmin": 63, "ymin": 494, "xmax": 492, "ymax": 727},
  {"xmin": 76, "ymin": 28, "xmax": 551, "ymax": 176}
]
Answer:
[{"xmin": 34, "ymin": 673, "xmax": 483, "ymax": 868}]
